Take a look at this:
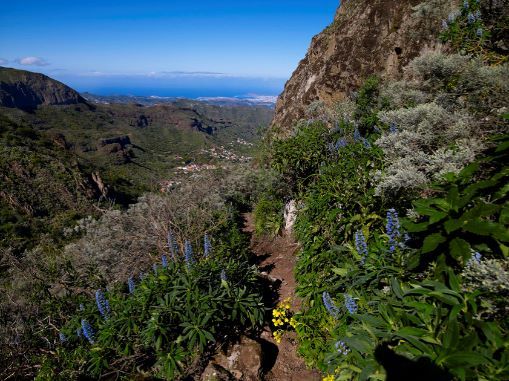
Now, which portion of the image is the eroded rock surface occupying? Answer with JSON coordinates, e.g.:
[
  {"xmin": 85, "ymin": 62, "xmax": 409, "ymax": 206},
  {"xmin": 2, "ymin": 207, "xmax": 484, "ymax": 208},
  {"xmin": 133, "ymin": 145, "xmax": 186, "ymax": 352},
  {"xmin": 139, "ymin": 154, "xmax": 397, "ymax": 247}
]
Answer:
[
  {"xmin": 272, "ymin": 0, "xmax": 456, "ymax": 133},
  {"xmin": 0, "ymin": 66, "xmax": 87, "ymax": 110}
]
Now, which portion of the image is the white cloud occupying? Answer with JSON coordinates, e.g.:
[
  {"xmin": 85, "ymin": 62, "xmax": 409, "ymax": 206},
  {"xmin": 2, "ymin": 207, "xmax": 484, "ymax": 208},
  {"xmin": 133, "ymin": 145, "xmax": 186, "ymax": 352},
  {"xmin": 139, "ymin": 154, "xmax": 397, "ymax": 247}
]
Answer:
[
  {"xmin": 17, "ymin": 56, "xmax": 49, "ymax": 66},
  {"xmin": 0, "ymin": 58, "xmax": 8, "ymax": 65}
]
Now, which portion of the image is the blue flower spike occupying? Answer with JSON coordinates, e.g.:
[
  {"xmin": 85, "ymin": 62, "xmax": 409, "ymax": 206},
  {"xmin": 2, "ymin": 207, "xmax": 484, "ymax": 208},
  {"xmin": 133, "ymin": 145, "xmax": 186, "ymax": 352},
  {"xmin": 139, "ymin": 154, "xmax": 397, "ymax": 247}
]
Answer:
[
  {"xmin": 344, "ymin": 294, "xmax": 358, "ymax": 314},
  {"xmin": 322, "ymin": 291, "xmax": 341, "ymax": 318},
  {"xmin": 81, "ymin": 319, "xmax": 95, "ymax": 344},
  {"xmin": 95, "ymin": 289, "xmax": 110, "ymax": 320}
]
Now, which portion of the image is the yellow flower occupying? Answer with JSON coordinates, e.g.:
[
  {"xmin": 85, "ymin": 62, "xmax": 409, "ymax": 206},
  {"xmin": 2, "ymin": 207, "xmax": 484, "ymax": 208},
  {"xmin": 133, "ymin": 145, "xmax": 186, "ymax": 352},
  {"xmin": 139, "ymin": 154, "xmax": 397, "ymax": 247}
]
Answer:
[
  {"xmin": 273, "ymin": 329, "xmax": 283, "ymax": 344},
  {"xmin": 322, "ymin": 375, "xmax": 335, "ymax": 381}
]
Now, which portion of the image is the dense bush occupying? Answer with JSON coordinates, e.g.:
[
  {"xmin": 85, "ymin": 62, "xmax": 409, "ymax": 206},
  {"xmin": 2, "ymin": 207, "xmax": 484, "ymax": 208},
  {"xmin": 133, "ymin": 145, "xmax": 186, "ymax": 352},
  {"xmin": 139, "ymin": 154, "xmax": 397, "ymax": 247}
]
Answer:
[
  {"xmin": 440, "ymin": 0, "xmax": 509, "ymax": 65},
  {"xmin": 253, "ymin": 193, "xmax": 284, "ymax": 237},
  {"xmin": 375, "ymin": 50, "xmax": 508, "ymax": 197},
  {"xmin": 270, "ymin": 122, "xmax": 330, "ymax": 194},
  {"xmin": 273, "ymin": 126, "xmax": 509, "ymax": 380},
  {"xmin": 313, "ymin": 136, "xmax": 509, "ymax": 381},
  {"xmin": 259, "ymin": 34, "xmax": 509, "ymax": 378},
  {"xmin": 0, "ymin": 164, "xmax": 267, "ymax": 379},
  {"xmin": 37, "ymin": 246, "xmax": 264, "ymax": 380}
]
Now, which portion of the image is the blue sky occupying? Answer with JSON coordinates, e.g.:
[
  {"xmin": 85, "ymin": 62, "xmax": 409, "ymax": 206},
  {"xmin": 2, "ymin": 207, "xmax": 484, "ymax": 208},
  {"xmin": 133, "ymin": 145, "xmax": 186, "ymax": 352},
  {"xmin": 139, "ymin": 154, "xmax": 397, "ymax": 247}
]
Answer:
[{"xmin": 0, "ymin": 1, "xmax": 339, "ymax": 96}]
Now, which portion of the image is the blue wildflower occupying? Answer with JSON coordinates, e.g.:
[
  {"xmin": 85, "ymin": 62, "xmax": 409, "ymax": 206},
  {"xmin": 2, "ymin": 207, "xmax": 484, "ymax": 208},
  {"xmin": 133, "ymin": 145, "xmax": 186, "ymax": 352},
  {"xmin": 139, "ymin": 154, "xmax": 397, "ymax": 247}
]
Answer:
[
  {"xmin": 184, "ymin": 240, "xmax": 194, "ymax": 268},
  {"xmin": 322, "ymin": 291, "xmax": 341, "ymax": 318},
  {"xmin": 127, "ymin": 276, "xmax": 135, "ymax": 294},
  {"xmin": 335, "ymin": 138, "xmax": 348, "ymax": 150},
  {"xmin": 95, "ymin": 289, "xmax": 110, "ymax": 320},
  {"xmin": 353, "ymin": 128, "xmax": 362, "ymax": 142},
  {"xmin": 467, "ymin": 12, "xmax": 476, "ymax": 24},
  {"xmin": 81, "ymin": 319, "xmax": 95, "ymax": 344},
  {"xmin": 344, "ymin": 294, "xmax": 358, "ymax": 314},
  {"xmin": 335, "ymin": 340, "xmax": 350, "ymax": 355},
  {"xmin": 161, "ymin": 254, "xmax": 168, "ymax": 268},
  {"xmin": 363, "ymin": 138, "xmax": 371, "ymax": 149},
  {"xmin": 389, "ymin": 122, "xmax": 398, "ymax": 133},
  {"xmin": 476, "ymin": 27, "xmax": 483, "ymax": 37},
  {"xmin": 475, "ymin": 10, "xmax": 481, "ymax": 19},
  {"xmin": 463, "ymin": 0, "xmax": 469, "ymax": 10},
  {"xmin": 467, "ymin": 251, "xmax": 482, "ymax": 267},
  {"xmin": 442, "ymin": 19, "xmax": 448, "ymax": 30},
  {"xmin": 220, "ymin": 269, "xmax": 227, "ymax": 281},
  {"xmin": 354, "ymin": 230, "xmax": 369, "ymax": 265},
  {"xmin": 204, "ymin": 234, "xmax": 212, "ymax": 257},
  {"xmin": 386, "ymin": 208, "xmax": 401, "ymax": 253},
  {"xmin": 59, "ymin": 332, "xmax": 67, "ymax": 343},
  {"xmin": 167, "ymin": 230, "xmax": 179, "ymax": 260},
  {"xmin": 79, "ymin": 303, "xmax": 84, "ymax": 311},
  {"xmin": 447, "ymin": 10, "xmax": 461, "ymax": 24}
]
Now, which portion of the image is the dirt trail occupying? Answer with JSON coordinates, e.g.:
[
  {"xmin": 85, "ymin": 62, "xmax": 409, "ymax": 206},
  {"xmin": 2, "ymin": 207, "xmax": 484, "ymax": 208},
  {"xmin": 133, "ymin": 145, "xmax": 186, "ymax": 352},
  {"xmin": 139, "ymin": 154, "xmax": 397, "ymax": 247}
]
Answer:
[{"xmin": 243, "ymin": 214, "xmax": 321, "ymax": 381}]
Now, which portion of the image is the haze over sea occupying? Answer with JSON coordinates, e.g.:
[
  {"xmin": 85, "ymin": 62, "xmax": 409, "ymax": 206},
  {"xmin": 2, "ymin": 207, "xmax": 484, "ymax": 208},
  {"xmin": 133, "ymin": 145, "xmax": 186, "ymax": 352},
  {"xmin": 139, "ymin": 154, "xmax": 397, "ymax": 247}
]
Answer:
[{"xmin": 64, "ymin": 74, "xmax": 286, "ymax": 98}]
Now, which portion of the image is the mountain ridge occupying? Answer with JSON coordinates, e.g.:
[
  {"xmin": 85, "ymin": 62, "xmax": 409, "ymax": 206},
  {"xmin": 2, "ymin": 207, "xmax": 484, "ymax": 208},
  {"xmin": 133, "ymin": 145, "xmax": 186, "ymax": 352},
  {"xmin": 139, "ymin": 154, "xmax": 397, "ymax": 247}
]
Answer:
[{"xmin": 0, "ymin": 66, "xmax": 87, "ymax": 110}]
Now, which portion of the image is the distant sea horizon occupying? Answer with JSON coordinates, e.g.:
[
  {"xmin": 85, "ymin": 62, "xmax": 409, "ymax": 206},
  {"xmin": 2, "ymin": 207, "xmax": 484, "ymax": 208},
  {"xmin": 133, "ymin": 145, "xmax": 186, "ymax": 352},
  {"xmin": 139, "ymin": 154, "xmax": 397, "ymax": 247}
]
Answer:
[
  {"xmin": 76, "ymin": 87, "xmax": 282, "ymax": 99},
  {"xmin": 53, "ymin": 73, "xmax": 287, "ymax": 100}
]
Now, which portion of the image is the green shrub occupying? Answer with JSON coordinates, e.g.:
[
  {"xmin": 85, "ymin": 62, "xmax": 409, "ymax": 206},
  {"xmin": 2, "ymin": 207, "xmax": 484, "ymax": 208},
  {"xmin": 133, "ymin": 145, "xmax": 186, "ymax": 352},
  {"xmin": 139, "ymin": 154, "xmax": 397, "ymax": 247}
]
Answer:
[
  {"xmin": 403, "ymin": 134, "xmax": 509, "ymax": 274},
  {"xmin": 37, "ymin": 254, "xmax": 265, "ymax": 380},
  {"xmin": 375, "ymin": 102, "xmax": 481, "ymax": 196},
  {"xmin": 292, "ymin": 136, "xmax": 509, "ymax": 381},
  {"xmin": 354, "ymin": 75, "xmax": 380, "ymax": 131},
  {"xmin": 253, "ymin": 194, "xmax": 284, "ymax": 237},
  {"xmin": 440, "ymin": 0, "xmax": 508, "ymax": 65},
  {"xmin": 264, "ymin": 57, "xmax": 509, "ymax": 380},
  {"xmin": 270, "ymin": 122, "xmax": 330, "ymax": 194}
]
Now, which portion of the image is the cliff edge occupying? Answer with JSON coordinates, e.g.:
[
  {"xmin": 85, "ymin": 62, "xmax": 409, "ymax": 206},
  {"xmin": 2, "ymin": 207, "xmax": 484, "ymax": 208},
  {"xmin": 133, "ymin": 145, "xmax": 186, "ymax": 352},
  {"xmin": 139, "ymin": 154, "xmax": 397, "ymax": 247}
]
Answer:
[{"xmin": 272, "ymin": 0, "xmax": 457, "ymax": 133}]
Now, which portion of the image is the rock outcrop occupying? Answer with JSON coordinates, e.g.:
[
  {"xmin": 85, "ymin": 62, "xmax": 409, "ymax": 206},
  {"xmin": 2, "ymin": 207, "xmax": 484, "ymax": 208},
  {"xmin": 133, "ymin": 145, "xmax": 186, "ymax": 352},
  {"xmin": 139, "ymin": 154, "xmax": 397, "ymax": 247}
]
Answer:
[
  {"xmin": 203, "ymin": 336, "xmax": 264, "ymax": 381},
  {"xmin": 272, "ymin": 0, "xmax": 457, "ymax": 133},
  {"xmin": 0, "ymin": 66, "xmax": 87, "ymax": 110}
]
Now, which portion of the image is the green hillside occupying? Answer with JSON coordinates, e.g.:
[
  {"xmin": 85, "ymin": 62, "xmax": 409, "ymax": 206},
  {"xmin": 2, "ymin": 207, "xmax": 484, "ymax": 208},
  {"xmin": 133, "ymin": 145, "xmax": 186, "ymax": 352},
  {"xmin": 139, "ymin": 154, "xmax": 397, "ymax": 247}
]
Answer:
[{"xmin": 0, "ymin": 69, "xmax": 272, "ymax": 257}]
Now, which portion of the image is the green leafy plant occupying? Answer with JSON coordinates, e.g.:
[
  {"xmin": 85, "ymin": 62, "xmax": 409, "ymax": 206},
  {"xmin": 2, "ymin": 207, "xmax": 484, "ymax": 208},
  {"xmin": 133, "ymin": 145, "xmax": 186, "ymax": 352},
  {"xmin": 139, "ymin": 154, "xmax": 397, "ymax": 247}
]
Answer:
[
  {"xmin": 404, "ymin": 134, "xmax": 509, "ymax": 275},
  {"xmin": 440, "ymin": 0, "xmax": 508, "ymax": 65},
  {"xmin": 253, "ymin": 194, "xmax": 284, "ymax": 236}
]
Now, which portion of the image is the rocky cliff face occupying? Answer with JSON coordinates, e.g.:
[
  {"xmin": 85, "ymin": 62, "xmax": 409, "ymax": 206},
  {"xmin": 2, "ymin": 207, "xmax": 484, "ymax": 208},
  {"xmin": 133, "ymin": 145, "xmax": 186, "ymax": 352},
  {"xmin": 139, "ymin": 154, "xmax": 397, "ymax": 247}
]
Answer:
[
  {"xmin": 272, "ymin": 0, "xmax": 457, "ymax": 133},
  {"xmin": 0, "ymin": 67, "xmax": 86, "ymax": 110}
]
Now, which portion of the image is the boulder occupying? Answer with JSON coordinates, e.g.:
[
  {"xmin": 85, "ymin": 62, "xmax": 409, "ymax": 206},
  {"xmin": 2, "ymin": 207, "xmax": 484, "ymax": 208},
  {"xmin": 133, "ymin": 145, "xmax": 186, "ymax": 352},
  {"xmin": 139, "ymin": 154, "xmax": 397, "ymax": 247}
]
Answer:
[
  {"xmin": 210, "ymin": 336, "xmax": 263, "ymax": 381},
  {"xmin": 283, "ymin": 200, "xmax": 298, "ymax": 234},
  {"xmin": 201, "ymin": 363, "xmax": 235, "ymax": 381}
]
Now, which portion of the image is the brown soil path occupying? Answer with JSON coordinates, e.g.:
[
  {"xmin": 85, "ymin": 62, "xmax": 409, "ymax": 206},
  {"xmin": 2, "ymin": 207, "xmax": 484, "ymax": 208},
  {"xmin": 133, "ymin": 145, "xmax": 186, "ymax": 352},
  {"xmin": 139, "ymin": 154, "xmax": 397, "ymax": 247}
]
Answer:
[{"xmin": 243, "ymin": 214, "xmax": 321, "ymax": 381}]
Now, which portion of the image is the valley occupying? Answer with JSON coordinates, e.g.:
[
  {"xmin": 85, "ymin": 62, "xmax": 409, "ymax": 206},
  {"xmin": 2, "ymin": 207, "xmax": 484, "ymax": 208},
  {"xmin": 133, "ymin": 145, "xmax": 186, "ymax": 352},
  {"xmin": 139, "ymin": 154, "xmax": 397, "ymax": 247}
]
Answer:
[
  {"xmin": 0, "ymin": 67, "xmax": 272, "ymax": 255},
  {"xmin": 1, "ymin": 1, "xmax": 508, "ymax": 380}
]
